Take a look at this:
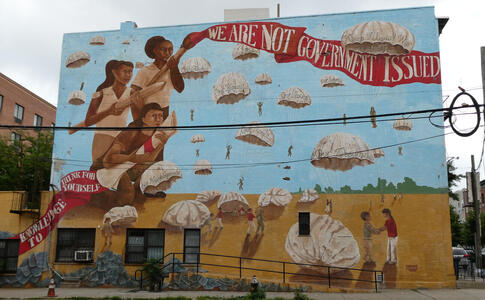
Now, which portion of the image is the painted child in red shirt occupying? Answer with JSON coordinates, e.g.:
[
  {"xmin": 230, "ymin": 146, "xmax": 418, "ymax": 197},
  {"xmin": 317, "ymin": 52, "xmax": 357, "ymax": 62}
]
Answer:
[
  {"xmin": 380, "ymin": 208, "xmax": 398, "ymax": 264},
  {"xmin": 246, "ymin": 208, "xmax": 256, "ymax": 235},
  {"xmin": 215, "ymin": 207, "xmax": 224, "ymax": 229}
]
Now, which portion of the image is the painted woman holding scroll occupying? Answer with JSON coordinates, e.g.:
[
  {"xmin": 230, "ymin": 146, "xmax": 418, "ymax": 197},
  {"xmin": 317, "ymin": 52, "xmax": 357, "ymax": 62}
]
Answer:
[{"xmin": 84, "ymin": 60, "xmax": 134, "ymax": 169}]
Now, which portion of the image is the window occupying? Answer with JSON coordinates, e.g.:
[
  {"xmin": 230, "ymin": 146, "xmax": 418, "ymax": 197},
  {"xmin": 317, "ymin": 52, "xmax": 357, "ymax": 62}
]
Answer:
[
  {"xmin": 0, "ymin": 239, "xmax": 19, "ymax": 273},
  {"xmin": 183, "ymin": 229, "xmax": 200, "ymax": 264},
  {"xmin": 125, "ymin": 229, "xmax": 165, "ymax": 264},
  {"xmin": 298, "ymin": 212, "xmax": 310, "ymax": 235},
  {"xmin": 55, "ymin": 228, "xmax": 95, "ymax": 263},
  {"xmin": 10, "ymin": 132, "xmax": 21, "ymax": 143},
  {"xmin": 0, "ymin": 94, "xmax": 3, "ymax": 111},
  {"xmin": 14, "ymin": 104, "xmax": 24, "ymax": 122},
  {"xmin": 34, "ymin": 114, "xmax": 43, "ymax": 126}
]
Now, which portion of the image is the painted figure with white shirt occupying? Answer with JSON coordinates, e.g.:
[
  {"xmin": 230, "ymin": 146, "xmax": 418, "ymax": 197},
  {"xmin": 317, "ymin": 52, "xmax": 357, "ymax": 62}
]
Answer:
[
  {"xmin": 131, "ymin": 35, "xmax": 185, "ymax": 121},
  {"xmin": 84, "ymin": 60, "xmax": 134, "ymax": 169}
]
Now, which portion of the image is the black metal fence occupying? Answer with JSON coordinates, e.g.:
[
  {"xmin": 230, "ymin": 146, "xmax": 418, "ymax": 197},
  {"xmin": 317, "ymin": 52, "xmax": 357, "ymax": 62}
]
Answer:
[
  {"xmin": 455, "ymin": 262, "xmax": 485, "ymax": 281},
  {"xmin": 135, "ymin": 252, "xmax": 384, "ymax": 292}
]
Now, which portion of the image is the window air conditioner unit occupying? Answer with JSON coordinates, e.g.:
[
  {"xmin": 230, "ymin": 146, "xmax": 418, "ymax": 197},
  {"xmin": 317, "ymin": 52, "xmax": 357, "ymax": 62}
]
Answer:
[{"xmin": 74, "ymin": 250, "xmax": 93, "ymax": 261}]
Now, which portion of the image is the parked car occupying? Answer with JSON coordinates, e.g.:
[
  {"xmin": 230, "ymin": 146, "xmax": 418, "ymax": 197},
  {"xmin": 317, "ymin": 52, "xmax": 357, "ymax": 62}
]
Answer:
[
  {"xmin": 453, "ymin": 247, "xmax": 470, "ymax": 267},
  {"xmin": 465, "ymin": 249, "xmax": 476, "ymax": 263}
]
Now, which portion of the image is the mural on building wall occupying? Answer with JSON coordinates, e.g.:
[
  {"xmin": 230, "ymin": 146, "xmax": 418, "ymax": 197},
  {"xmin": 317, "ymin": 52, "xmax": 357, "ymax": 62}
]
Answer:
[{"xmin": 8, "ymin": 7, "xmax": 453, "ymax": 289}]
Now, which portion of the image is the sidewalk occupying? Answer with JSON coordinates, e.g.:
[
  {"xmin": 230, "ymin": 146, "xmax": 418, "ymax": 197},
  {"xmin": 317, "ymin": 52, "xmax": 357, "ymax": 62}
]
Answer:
[{"xmin": 0, "ymin": 288, "xmax": 485, "ymax": 300}]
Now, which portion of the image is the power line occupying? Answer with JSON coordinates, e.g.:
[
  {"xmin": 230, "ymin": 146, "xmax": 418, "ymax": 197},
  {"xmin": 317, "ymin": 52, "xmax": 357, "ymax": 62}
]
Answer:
[
  {"xmin": 50, "ymin": 128, "xmax": 465, "ymax": 171},
  {"xmin": 77, "ymin": 86, "xmax": 484, "ymax": 104},
  {"xmin": 0, "ymin": 104, "xmax": 481, "ymax": 132}
]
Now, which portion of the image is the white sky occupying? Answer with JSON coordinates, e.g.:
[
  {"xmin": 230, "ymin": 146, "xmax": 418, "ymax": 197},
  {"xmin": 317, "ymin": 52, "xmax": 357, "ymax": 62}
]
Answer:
[{"xmin": 0, "ymin": 0, "xmax": 484, "ymax": 189}]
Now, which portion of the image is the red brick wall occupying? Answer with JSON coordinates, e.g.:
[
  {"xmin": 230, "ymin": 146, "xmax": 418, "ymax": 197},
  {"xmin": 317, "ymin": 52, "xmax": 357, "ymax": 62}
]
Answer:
[{"xmin": 0, "ymin": 73, "xmax": 56, "ymax": 139}]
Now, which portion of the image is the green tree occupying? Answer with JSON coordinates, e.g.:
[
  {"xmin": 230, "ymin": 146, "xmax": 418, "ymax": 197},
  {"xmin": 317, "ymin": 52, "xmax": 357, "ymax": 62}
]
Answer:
[
  {"xmin": 447, "ymin": 158, "xmax": 466, "ymax": 245},
  {"xmin": 314, "ymin": 184, "xmax": 322, "ymax": 194},
  {"xmin": 463, "ymin": 210, "xmax": 485, "ymax": 246},
  {"xmin": 447, "ymin": 157, "xmax": 464, "ymax": 200},
  {"xmin": 449, "ymin": 205, "xmax": 464, "ymax": 246},
  {"xmin": 0, "ymin": 130, "xmax": 53, "ymax": 193}
]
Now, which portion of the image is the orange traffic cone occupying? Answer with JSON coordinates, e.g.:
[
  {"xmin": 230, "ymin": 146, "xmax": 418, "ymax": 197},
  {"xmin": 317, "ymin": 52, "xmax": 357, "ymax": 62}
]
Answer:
[{"xmin": 47, "ymin": 278, "xmax": 56, "ymax": 297}]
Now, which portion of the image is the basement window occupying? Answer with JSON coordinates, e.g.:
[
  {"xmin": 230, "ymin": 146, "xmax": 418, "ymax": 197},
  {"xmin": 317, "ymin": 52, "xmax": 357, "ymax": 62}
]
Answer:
[
  {"xmin": 125, "ymin": 229, "xmax": 165, "ymax": 264},
  {"xmin": 0, "ymin": 239, "xmax": 19, "ymax": 273},
  {"xmin": 55, "ymin": 228, "xmax": 95, "ymax": 263},
  {"xmin": 183, "ymin": 229, "xmax": 200, "ymax": 264}
]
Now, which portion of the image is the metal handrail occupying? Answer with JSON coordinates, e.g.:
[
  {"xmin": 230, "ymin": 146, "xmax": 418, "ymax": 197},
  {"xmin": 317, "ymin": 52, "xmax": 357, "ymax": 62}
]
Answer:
[
  {"xmin": 135, "ymin": 252, "xmax": 384, "ymax": 292},
  {"xmin": 48, "ymin": 265, "xmax": 64, "ymax": 281}
]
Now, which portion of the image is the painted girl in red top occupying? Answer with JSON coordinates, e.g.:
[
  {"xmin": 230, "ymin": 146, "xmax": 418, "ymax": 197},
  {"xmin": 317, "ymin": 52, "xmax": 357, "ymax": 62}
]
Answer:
[
  {"xmin": 381, "ymin": 208, "xmax": 398, "ymax": 264},
  {"xmin": 246, "ymin": 208, "xmax": 257, "ymax": 235}
]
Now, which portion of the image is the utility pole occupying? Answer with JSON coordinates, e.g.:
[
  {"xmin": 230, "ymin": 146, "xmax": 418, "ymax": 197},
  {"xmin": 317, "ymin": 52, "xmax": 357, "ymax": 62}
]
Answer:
[
  {"xmin": 479, "ymin": 46, "xmax": 485, "ymax": 270},
  {"xmin": 471, "ymin": 155, "xmax": 482, "ymax": 270}
]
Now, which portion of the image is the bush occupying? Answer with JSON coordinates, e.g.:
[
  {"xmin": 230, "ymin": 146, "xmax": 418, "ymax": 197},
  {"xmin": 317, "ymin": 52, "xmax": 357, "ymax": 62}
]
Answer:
[
  {"xmin": 143, "ymin": 258, "xmax": 164, "ymax": 291},
  {"xmin": 248, "ymin": 287, "xmax": 266, "ymax": 299},
  {"xmin": 293, "ymin": 288, "xmax": 310, "ymax": 300}
]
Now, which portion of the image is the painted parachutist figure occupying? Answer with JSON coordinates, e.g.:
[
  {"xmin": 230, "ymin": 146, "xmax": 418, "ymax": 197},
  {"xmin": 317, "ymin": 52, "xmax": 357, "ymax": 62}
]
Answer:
[
  {"xmin": 343, "ymin": 114, "xmax": 347, "ymax": 125},
  {"xmin": 246, "ymin": 208, "xmax": 257, "ymax": 235},
  {"xmin": 288, "ymin": 145, "xmax": 293, "ymax": 157},
  {"xmin": 190, "ymin": 109, "xmax": 194, "ymax": 121},
  {"xmin": 195, "ymin": 149, "xmax": 199, "ymax": 157},
  {"xmin": 370, "ymin": 106, "xmax": 377, "ymax": 128},
  {"xmin": 325, "ymin": 199, "xmax": 333, "ymax": 215},
  {"xmin": 238, "ymin": 176, "xmax": 244, "ymax": 191},
  {"xmin": 102, "ymin": 217, "xmax": 113, "ymax": 249},
  {"xmin": 257, "ymin": 102, "xmax": 263, "ymax": 116},
  {"xmin": 398, "ymin": 146, "xmax": 403, "ymax": 156},
  {"xmin": 214, "ymin": 207, "xmax": 223, "ymax": 229},
  {"xmin": 256, "ymin": 207, "xmax": 265, "ymax": 234},
  {"xmin": 225, "ymin": 144, "xmax": 232, "ymax": 160}
]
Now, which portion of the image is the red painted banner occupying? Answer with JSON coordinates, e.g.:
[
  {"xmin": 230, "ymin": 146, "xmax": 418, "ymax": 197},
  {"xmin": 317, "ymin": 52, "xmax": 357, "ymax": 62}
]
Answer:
[
  {"xmin": 185, "ymin": 21, "xmax": 440, "ymax": 87},
  {"xmin": 10, "ymin": 171, "xmax": 107, "ymax": 255}
]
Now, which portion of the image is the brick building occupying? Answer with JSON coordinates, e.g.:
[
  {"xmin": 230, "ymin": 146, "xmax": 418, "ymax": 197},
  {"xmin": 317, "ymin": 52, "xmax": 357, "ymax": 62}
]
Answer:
[{"xmin": 0, "ymin": 73, "xmax": 56, "ymax": 141}]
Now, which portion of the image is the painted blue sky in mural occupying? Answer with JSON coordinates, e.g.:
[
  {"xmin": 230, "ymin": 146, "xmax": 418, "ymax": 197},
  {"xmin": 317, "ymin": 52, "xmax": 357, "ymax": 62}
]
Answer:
[{"xmin": 52, "ymin": 7, "xmax": 447, "ymax": 193}]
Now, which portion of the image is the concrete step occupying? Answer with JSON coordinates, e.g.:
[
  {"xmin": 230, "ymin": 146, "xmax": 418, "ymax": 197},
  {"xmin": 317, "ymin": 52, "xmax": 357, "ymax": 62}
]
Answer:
[{"xmin": 60, "ymin": 277, "xmax": 81, "ymax": 288}]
